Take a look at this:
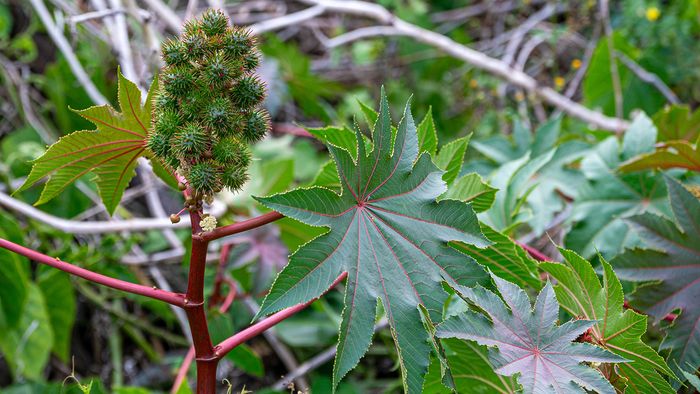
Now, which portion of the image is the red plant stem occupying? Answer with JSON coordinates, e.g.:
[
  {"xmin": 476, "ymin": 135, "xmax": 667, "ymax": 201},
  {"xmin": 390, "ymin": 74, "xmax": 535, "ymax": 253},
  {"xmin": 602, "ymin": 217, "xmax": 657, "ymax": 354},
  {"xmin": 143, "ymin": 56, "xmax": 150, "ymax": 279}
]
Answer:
[
  {"xmin": 0, "ymin": 238, "xmax": 186, "ymax": 307},
  {"xmin": 185, "ymin": 209, "xmax": 219, "ymax": 394},
  {"xmin": 214, "ymin": 272, "xmax": 348, "ymax": 359},
  {"xmin": 202, "ymin": 211, "xmax": 284, "ymax": 241},
  {"xmin": 516, "ymin": 241, "xmax": 551, "ymax": 261},
  {"xmin": 171, "ymin": 272, "xmax": 237, "ymax": 394}
]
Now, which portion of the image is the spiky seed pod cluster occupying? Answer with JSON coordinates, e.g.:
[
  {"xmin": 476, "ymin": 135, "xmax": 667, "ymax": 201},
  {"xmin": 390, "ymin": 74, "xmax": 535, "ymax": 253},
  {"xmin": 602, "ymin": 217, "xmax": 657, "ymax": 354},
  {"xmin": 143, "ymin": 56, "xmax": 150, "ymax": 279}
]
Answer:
[{"xmin": 147, "ymin": 9, "xmax": 270, "ymax": 202}]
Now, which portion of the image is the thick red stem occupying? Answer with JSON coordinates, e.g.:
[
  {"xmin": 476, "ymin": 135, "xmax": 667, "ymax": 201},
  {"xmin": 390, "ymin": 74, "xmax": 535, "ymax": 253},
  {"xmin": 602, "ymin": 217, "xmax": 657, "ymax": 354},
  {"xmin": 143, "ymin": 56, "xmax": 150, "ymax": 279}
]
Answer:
[
  {"xmin": 202, "ymin": 211, "xmax": 284, "ymax": 241},
  {"xmin": 0, "ymin": 238, "xmax": 185, "ymax": 307},
  {"xmin": 186, "ymin": 209, "xmax": 219, "ymax": 394},
  {"xmin": 214, "ymin": 272, "xmax": 348, "ymax": 358}
]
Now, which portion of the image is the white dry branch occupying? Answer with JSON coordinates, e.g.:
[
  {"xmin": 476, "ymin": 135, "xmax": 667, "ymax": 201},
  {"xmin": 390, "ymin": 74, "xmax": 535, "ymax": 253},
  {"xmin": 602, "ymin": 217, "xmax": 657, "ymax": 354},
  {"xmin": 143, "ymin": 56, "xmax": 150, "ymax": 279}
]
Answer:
[{"xmin": 300, "ymin": 0, "xmax": 629, "ymax": 132}]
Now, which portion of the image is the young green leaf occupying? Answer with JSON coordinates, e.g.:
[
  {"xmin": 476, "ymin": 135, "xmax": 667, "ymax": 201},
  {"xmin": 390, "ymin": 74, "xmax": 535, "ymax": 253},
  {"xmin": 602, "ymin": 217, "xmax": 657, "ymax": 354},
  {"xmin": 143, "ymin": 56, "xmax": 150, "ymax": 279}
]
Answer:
[
  {"xmin": 440, "ymin": 172, "xmax": 497, "ymax": 213},
  {"xmin": 15, "ymin": 71, "xmax": 158, "ymax": 215},
  {"xmin": 541, "ymin": 249, "xmax": 676, "ymax": 393},
  {"xmin": 436, "ymin": 274, "xmax": 626, "ymax": 394},
  {"xmin": 451, "ymin": 224, "xmax": 541, "ymax": 289},
  {"xmin": 565, "ymin": 130, "xmax": 669, "ymax": 258},
  {"xmin": 612, "ymin": 175, "xmax": 700, "ymax": 378},
  {"xmin": 255, "ymin": 90, "xmax": 489, "ymax": 393}
]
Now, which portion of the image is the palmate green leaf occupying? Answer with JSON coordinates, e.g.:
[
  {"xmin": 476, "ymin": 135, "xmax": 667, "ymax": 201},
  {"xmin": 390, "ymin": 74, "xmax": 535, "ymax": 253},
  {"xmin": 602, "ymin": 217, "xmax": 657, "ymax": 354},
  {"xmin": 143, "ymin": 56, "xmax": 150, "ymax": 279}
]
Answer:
[
  {"xmin": 38, "ymin": 269, "xmax": 76, "ymax": 363},
  {"xmin": 255, "ymin": 90, "xmax": 489, "ymax": 393},
  {"xmin": 436, "ymin": 274, "xmax": 627, "ymax": 394},
  {"xmin": 452, "ymin": 224, "xmax": 541, "ymax": 289},
  {"xmin": 15, "ymin": 70, "xmax": 159, "ymax": 215},
  {"xmin": 565, "ymin": 115, "xmax": 670, "ymax": 258},
  {"xmin": 445, "ymin": 339, "xmax": 519, "ymax": 394},
  {"xmin": 440, "ymin": 172, "xmax": 496, "ymax": 213},
  {"xmin": 612, "ymin": 175, "xmax": 700, "ymax": 378},
  {"xmin": 541, "ymin": 249, "xmax": 676, "ymax": 393},
  {"xmin": 0, "ymin": 284, "xmax": 54, "ymax": 380}
]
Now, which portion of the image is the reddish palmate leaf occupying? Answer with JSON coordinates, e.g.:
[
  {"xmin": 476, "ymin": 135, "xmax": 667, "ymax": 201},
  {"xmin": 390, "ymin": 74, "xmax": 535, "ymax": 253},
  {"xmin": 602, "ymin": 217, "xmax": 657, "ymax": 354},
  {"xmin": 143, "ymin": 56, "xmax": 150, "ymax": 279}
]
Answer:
[
  {"xmin": 612, "ymin": 175, "xmax": 700, "ymax": 378},
  {"xmin": 15, "ymin": 70, "xmax": 161, "ymax": 215},
  {"xmin": 255, "ymin": 89, "xmax": 489, "ymax": 393},
  {"xmin": 542, "ymin": 250, "xmax": 675, "ymax": 393},
  {"xmin": 436, "ymin": 274, "xmax": 627, "ymax": 394}
]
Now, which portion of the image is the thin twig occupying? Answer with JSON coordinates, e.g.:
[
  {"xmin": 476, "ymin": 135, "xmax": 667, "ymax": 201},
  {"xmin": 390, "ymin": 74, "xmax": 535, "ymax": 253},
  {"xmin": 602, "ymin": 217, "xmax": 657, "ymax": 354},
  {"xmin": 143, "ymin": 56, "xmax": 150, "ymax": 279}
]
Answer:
[
  {"xmin": 301, "ymin": 0, "xmax": 629, "ymax": 132},
  {"xmin": 615, "ymin": 51, "xmax": 679, "ymax": 104},
  {"xmin": 28, "ymin": 0, "xmax": 108, "ymax": 105}
]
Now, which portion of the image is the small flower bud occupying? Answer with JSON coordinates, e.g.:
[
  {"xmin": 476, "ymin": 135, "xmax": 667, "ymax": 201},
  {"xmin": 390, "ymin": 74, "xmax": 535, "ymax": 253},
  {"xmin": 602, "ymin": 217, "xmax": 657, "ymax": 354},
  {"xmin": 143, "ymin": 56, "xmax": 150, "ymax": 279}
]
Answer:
[{"xmin": 170, "ymin": 214, "xmax": 181, "ymax": 223}]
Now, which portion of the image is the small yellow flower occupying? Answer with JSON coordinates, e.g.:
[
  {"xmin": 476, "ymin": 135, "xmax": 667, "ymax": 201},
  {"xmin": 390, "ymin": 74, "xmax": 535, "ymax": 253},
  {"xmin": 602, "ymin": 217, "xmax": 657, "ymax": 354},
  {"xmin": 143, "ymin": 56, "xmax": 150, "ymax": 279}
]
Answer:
[
  {"xmin": 571, "ymin": 59, "xmax": 582, "ymax": 70},
  {"xmin": 554, "ymin": 76, "xmax": 565, "ymax": 89},
  {"xmin": 646, "ymin": 6, "xmax": 660, "ymax": 22},
  {"xmin": 469, "ymin": 79, "xmax": 478, "ymax": 89},
  {"xmin": 199, "ymin": 215, "xmax": 217, "ymax": 232},
  {"xmin": 514, "ymin": 91, "xmax": 525, "ymax": 102}
]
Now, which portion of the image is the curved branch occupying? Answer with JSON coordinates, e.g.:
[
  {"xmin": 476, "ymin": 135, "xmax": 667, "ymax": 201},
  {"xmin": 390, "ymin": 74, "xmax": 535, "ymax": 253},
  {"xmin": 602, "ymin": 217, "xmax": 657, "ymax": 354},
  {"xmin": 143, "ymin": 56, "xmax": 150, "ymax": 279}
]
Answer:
[
  {"xmin": 202, "ymin": 211, "xmax": 284, "ymax": 241},
  {"xmin": 0, "ymin": 238, "xmax": 186, "ymax": 307},
  {"xmin": 214, "ymin": 272, "xmax": 348, "ymax": 359},
  {"xmin": 301, "ymin": 0, "xmax": 629, "ymax": 132}
]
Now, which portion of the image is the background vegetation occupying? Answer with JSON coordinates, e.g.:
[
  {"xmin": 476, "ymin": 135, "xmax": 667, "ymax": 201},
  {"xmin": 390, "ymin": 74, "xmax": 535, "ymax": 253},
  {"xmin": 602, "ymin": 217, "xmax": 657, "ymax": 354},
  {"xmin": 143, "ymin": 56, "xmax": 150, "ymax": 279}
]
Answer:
[{"xmin": 0, "ymin": 0, "xmax": 699, "ymax": 393}]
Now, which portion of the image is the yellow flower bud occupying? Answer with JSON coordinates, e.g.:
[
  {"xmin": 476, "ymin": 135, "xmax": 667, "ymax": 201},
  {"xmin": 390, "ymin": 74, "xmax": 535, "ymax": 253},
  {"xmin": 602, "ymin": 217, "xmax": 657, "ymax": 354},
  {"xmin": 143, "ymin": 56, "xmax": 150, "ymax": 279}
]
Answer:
[{"xmin": 646, "ymin": 7, "xmax": 660, "ymax": 22}]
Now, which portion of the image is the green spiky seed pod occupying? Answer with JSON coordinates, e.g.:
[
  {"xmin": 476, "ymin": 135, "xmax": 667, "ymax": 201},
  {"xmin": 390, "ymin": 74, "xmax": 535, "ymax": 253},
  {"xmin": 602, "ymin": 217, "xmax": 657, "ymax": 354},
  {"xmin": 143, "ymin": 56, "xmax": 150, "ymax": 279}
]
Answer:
[
  {"xmin": 151, "ymin": 9, "xmax": 269, "ymax": 199},
  {"xmin": 173, "ymin": 123, "xmax": 208, "ymax": 157},
  {"xmin": 188, "ymin": 162, "xmax": 221, "ymax": 194},
  {"xmin": 212, "ymin": 137, "xmax": 251, "ymax": 167},
  {"xmin": 155, "ymin": 92, "xmax": 179, "ymax": 113},
  {"xmin": 162, "ymin": 67, "xmax": 194, "ymax": 97},
  {"xmin": 242, "ymin": 109, "xmax": 270, "ymax": 143},
  {"xmin": 181, "ymin": 31, "xmax": 207, "ymax": 60},
  {"xmin": 147, "ymin": 131, "xmax": 172, "ymax": 158},
  {"xmin": 161, "ymin": 39, "xmax": 188, "ymax": 66},
  {"xmin": 180, "ymin": 95, "xmax": 205, "ymax": 121},
  {"xmin": 203, "ymin": 97, "xmax": 233, "ymax": 128},
  {"xmin": 199, "ymin": 9, "xmax": 228, "ymax": 37},
  {"xmin": 154, "ymin": 109, "xmax": 181, "ymax": 137},
  {"xmin": 223, "ymin": 27, "xmax": 253, "ymax": 58},
  {"xmin": 201, "ymin": 51, "xmax": 238, "ymax": 88},
  {"xmin": 221, "ymin": 166, "xmax": 248, "ymax": 190},
  {"xmin": 243, "ymin": 50, "xmax": 260, "ymax": 71},
  {"xmin": 232, "ymin": 76, "xmax": 265, "ymax": 108}
]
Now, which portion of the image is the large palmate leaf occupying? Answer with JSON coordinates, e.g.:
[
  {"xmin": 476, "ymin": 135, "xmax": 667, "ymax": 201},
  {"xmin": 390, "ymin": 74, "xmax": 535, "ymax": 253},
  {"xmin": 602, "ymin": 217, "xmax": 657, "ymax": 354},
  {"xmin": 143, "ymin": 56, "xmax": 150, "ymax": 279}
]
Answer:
[
  {"xmin": 255, "ymin": 91, "xmax": 489, "ymax": 393},
  {"xmin": 612, "ymin": 175, "xmax": 700, "ymax": 378},
  {"xmin": 473, "ymin": 117, "xmax": 589, "ymax": 235},
  {"xmin": 565, "ymin": 114, "xmax": 670, "ymax": 258},
  {"xmin": 436, "ymin": 274, "xmax": 626, "ymax": 394},
  {"xmin": 16, "ymin": 71, "xmax": 160, "ymax": 215},
  {"xmin": 423, "ymin": 339, "xmax": 518, "ymax": 394},
  {"xmin": 541, "ymin": 249, "xmax": 675, "ymax": 393}
]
